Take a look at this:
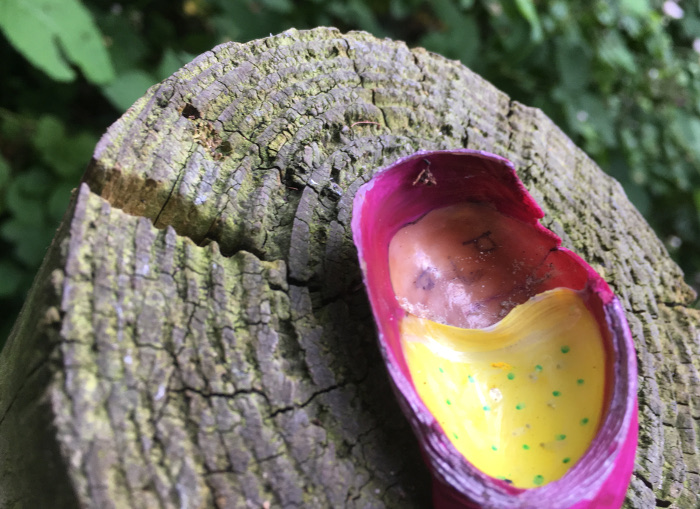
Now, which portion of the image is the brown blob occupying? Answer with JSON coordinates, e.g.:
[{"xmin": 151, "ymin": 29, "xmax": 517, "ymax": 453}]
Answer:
[{"xmin": 388, "ymin": 202, "xmax": 568, "ymax": 329}]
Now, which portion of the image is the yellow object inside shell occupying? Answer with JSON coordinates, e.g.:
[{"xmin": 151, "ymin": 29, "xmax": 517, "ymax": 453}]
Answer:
[{"xmin": 401, "ymin": 288, "xmax": 606, "ymax": 488}]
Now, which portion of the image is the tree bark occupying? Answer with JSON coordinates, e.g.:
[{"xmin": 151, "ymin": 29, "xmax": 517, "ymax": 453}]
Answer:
[{"xmin": 1, "ymin": 27, "xmax": 698, "ymax": 508}]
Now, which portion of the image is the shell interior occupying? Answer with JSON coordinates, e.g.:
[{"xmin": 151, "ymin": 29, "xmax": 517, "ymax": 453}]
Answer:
[{"xmin": 352, "ymin": 150, "xmax": 637, "ymax": 508}]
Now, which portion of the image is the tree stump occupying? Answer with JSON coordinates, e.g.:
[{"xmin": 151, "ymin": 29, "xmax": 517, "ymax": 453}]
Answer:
[{"xmin": 1, "ymin": 27, "xmax": 699, "ymax": 508}]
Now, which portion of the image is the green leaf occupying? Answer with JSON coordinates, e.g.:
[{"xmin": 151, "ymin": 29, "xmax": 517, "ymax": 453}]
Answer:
[
  {"xmin": 0, "ymin": 260, "xmax": 23, "ymax": 298},
  {"xmin": 555, "ymin": 42, "xmax": 591, "ymax": 91},
  {"xmin": 0, "ymin": 219, "xmax": 52, "ymax": 267},
  {"xmin": 681, "ymin": 14, "xmax": 700, "ymax": 40},
  {"xmin": 13, "ymin": 167, "xmax": 53, "ymax": 198},
  {"xmin": 156, "ymin": 49, "xmax": 193, "ymax": 82},
  {"xmin": 6, "ymin": 179, "xmax": 47, "ymax": 228},
  {"xmin": 326, "ymin": 0, "xmax": 384, "ymax": 37},
  {"xmin": 598, "ymin": 31, "xmax": 637, "ymax": 73},
  {"xmin": 0, "ymin": 153, "xmax": 10, "ymax": 190},
  {"xmin": 0, "ymin": 153, "xmax": 10, "ymax": 215},
  {"xmin": 33, "ymin": 115, "xmax": 66, "ymax": 167},
  {"xmin": 0, "ymin": 0, "xmax": 115, "ymax": 84},
  {"xmin": 261, "ymin": 0, "xmax": 294, "ymax": 14},
  {"xmin": 57, "ymin": 131, "xmax": 97, "ymax": 178},
  {"xmin": 96, "ymin": 10, "xmax": 149, "ymax": 74},
  {"xmin": 594, "ymin": 1, "xmax": 616, "ymax": 26},
  {"xmin": 623, "ymin": 180, "xmax": 651, "ymax": 216},
  {"xmin": 513, "ymin": 0, "xmax": 543, "ymax": 43},
  {"xmin": 419, "ymin": 6, "xmax": 480, "ymax": 67},
  {"xmin": 693, "ymin": 190, "xmax": 700, "ymax": 222},
  {"xmin": 48, "ymin": 183, "xmax": 75, "ymax": 223},
  {"xmin": 620, "ymin": 0, "xmax": 650, "ymax": 17},
  {"xmin": 101, "ymin": 70, "xmax": 156, "ymax": 112},
  {"xmin": 671, "ymin": 111, "xmax": 700, "ymax": 162},
  {"xmin": 389, "ymin": 0, "xmax": 409, "ymax": 18},
  {"xmin": 33, "ymin": 116, "xmax": 95, "ymax": 178}
]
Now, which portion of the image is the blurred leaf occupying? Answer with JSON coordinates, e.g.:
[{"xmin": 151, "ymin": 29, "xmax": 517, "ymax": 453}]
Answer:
[
  {"xmin": 1, "ymin": 0, "xmax": 700, "ymax": 333},
  {"xmin": 623, "ymin": 179, "xmax": 651, "ymax": 216},
  {"xmin": 33, "ymin": 115, "xmax": 66, "ymax": 165},
  {"xmin": 549, "ymin": 1, "xmax": 569, "ymax": 21},
  {"xmin": 0, "ymin": 154, "xmax": 10, "ymax": 215},
  {"xmin": 578, "ymin": 95, "xmax": 616, "ymax": 147},
  {"xmin": 209, "ymin": 1, "xmax": 270, "ymax": 42},
  {"xmin": 680, "ymin": 14, "xmax": 700, "ymax": 40},
  {"xmin": 420, "ymin": 8, "xmax": 480, "ymax": 66},
  {"xmin": 34, "ymin": 115, "xmax": 66, "ymax": 142},
  {"xmin": 389, "ymin": 0, "xmax": 410, "ymax": 18},
  {"xmin": 597, "ymin": 31, "xmax": 637, "ymax": 73},
  {"xmin": 490, "ymin": 8, "xmax": 531, "ymax": 55},
  {"xmin": 619, "ymin": 14, "xmax": 643, "ymax": 37},
  {"xmin": 620, "ymin": 0, "xmax": 650, "ymax": 17},
  {"xmin": 671, "ymin": 111, "xmax": 700, "ymax": 160},
  {"xmin": 594, "ymin": 0, "xmax": 616, "ymax": 26},
  {"xmin": 60, "ymin": 132, "xmax": 98, "ymax": 177},
  {"xmin": 0, "ymin": 0, "xmax": 115, "ymax": 84},
  {"xmin": 430, "ymin": 0, "xmax": 462, "ymax": 24},
  {"xmin": 693, "ymin": 190, "xmax": 700, "ymax": 222},
  {"xmin": 0, "ymin": 153, "xmax": 10, "ymax": 190},
  {"xmin": 48, "ymin": 183, "xmax": 76, "ymax": 222},
  {"xmin": 97, "ymin": 10, "xmax": 149, "ymax": 74},
  {"xmin": 555, "ymin": 42, "xmax": 590, "ymax": 91},
  {"xmin": 6, "ymin": 178, "xmax": 47, "ymax": 228},
  {"xmin": 102, "ymin": 70, "xmax": 157, "ymax": 112},
  {"xmin": 0, "ymin": 260, "xmax": 23, "ymax": 298},
  {"xmin": 513, "ymin": 0, "xmax": 543, "ymax": 43},
  {"xmin": 0, "ymin": 219, "xmax": 52, "ymax": 267},
  {"xmin": 327, "ymin": 0, "xmax": 384, "ymax": 36},
  {"xmin": 12, "ymin": 167, "xmax": 52, "ymax": 198},
  {"xmin": 33, "ymin": 116, "xmax": 95, "ymax": 178},
  {"xmin": 639, "ymin": 123, "xmax": 660, "ymax": 158},
  {"xmin": 261, "ymin": 0, "xmax": 294, "ymax": 14},
  {"xmin": 156, "ymin": 49, "xmax": 194, "ymax": 81}
]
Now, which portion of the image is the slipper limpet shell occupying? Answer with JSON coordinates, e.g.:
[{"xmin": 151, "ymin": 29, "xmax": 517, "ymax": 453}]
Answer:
[{"xmin": 351, "ymin": 150, "xmax": 637, "ymax": 508}]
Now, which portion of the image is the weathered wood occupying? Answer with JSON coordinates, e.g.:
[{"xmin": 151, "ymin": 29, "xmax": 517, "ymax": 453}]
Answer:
[{"xmin": 1, "ymin": 27, "xmax": 699, "ymax": 508}]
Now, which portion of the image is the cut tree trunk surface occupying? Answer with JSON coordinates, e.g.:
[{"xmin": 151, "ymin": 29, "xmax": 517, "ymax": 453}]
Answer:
[{"xmin": 1, "ymin": 27, "xmax": 699, "ymax": 509}]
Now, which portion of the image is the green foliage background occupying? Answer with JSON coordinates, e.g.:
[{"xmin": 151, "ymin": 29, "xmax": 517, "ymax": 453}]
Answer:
[{"xmin": 1, "ymin": 0, "xmax": 699, "ymax": 344}]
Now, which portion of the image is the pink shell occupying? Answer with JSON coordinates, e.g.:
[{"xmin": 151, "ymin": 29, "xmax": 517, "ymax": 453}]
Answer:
[{"xmin": 351, "ymin": 149, "xmax": 638, "ymax": 508}]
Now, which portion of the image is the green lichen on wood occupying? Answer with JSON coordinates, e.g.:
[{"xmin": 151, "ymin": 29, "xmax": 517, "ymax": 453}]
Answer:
[
  {"xmin": 2, "ymin": 27, "xmax": 699, "ymax": 508},
  {"xmin": 3, "ymin": 184, "xmax": 424, "ymax": 508}
]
